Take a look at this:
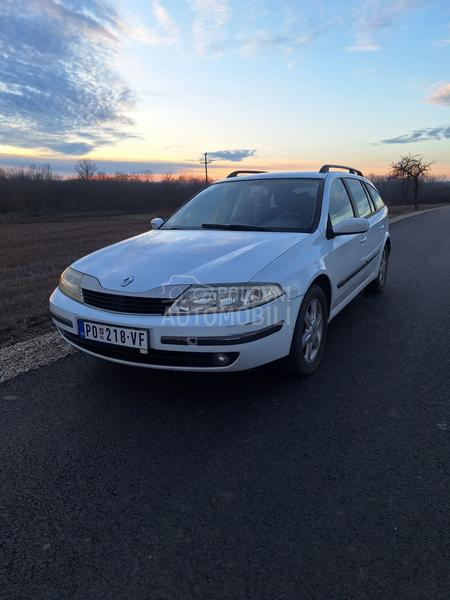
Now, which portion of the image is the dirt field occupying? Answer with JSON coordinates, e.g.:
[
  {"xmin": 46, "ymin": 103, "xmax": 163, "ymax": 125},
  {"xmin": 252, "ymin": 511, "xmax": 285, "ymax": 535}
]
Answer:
[{"xmin": 0, "ymin": 214, "xmax": 149, "ymax": 346}]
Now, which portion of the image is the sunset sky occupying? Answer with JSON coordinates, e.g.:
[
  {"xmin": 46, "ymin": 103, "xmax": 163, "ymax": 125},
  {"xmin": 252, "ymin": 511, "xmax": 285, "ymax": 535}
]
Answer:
[{"xmin": 0, "ymin": 0, "xmax": 449, "ymax": 178}]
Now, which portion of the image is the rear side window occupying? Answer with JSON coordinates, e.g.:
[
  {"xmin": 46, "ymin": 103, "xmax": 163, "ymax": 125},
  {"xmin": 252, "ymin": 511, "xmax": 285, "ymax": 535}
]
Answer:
[
  {"xmin": 365, "ymin": 184, "xmax": 385, "ymax": 211},
  {"xmin": 345, "ymin": 178, "xmax": 372, "ymax": 218},
  {"xmin": 329, "ymin": 178, "xmax": 354, "ymax": 227}
]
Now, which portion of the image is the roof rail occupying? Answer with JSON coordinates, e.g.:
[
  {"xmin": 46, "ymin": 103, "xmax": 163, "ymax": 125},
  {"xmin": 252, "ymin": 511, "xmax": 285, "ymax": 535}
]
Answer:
[
  {"xmin": 319, "ymin": 164, "xmax": 363, "ymax": 177},
  {"xmin": 226, "ymin": 170, "xmax": 267, "ymax": 178}
]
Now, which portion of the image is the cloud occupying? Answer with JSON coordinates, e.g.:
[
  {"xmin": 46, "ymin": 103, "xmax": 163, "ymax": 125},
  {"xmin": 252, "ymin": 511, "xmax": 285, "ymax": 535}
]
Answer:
[
  {"xmin": 427, "ymin": 83, "xmax": 450, "ymax": 106},
  {"xmin": 0, "ymin": 0, "xmax": 134, "ymax": 155},
  {"xmin": 188, "ymin": 0, "xmax": 229, "ymax": 56},
  {"xmin": 433, "ymin": 38, "xmax": 450, "ymax": 47},
  {"xmin": 209, "ymin": 149, "xmax": 256, "ymax": 162},
  {"xmin": 123, "ymin": 0, "xmax": 178, "ymax": 46},
  {"xmin": 240, "ymin": 32, "xmax": 292, "ymax": 57},
  {"xmin": 240, "ymin": 31, "xmax": 314, "ymax": 57},
  {"xmin": 239, "ymin": 17, "xmax": 339, "ymax": 61},
  {"xmin": 347, "ymin": 0, "xmax": 415, "ymax": 52},
  {"xmin": 186, "ymin": 2, "xmax": 336, "ymax": 64},
  {"xmin": 379, "ymin": 125, "xmax": 450, "ymax": 144},
  {"xmin": 347, "ymin": 42, "xmax": 380, "ymax": 52}
]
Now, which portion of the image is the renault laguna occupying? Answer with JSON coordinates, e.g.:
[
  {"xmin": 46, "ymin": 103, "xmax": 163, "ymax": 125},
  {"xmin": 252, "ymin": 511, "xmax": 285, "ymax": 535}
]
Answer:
[{"xmin": 50, "ymin": 165, "xmax": 390, "ymax": 375}]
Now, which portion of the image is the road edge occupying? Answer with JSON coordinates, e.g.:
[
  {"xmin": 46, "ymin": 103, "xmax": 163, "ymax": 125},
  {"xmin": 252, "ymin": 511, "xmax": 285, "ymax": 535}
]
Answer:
[{"xmin": 390, "ymin": 205, "xmax": 449, "ymax": 224}]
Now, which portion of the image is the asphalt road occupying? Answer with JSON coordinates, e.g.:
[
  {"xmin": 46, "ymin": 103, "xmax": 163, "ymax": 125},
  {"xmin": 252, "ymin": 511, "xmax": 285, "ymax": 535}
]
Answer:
[{"xmin": 2, "ymin": 208, "xmax": 450, "ymax": 600}]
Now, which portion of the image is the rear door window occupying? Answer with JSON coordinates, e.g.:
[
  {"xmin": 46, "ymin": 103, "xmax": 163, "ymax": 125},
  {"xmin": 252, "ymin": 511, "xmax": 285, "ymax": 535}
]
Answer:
[
  {"xmin": 365, "ymin": 184, "xmax": 385, "ymax": 211},
  {"xmin": 345, "ymin": 178, "xmax": 372, "ymax": 218}
]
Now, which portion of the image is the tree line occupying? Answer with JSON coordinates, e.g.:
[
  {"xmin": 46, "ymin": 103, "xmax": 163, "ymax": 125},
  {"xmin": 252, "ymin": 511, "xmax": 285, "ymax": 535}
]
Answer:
[
  {"xmin": 368, "ymin": 174, "xmax": 449, "ymax": 209},
  {"xmin": 0, "ymin": 154, "xmax": 448, "ymax": 217},
  {"xmin": 0, "ymin": 163, "xmax": 205, "ymax": 217}
]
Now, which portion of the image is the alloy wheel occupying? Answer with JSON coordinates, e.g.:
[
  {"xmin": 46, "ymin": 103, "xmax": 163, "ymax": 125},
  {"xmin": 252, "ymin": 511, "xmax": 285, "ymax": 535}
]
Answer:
[
  {"xmin": 302, "ymin": 298, "xmax": 324, "ymax": 364},
  {"xmin": 379, "ymin": 249, "xmax": 387, "ymax": 286}
]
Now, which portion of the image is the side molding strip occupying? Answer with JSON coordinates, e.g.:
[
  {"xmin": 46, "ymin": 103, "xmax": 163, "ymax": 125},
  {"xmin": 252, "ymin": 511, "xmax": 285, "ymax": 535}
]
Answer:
[{"xmin": 337, "ymin": 251, "xmax": 380, "ymax": 289}]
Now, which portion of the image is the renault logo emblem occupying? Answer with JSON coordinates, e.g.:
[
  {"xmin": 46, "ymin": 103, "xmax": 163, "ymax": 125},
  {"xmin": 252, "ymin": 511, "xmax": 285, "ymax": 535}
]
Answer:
[{"xmin": 121, "ymin": 275, "xmax": 134, "ymax": 287}]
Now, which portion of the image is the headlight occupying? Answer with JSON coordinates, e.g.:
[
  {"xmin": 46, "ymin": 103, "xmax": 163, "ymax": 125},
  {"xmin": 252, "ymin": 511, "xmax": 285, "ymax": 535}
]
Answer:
[
  {"xmin": 59, "ymin": 267, "xmax": 84, "ymax": 303},
  {"xmin": 167, "ymin": 284, "xmax": 283, "ymax": 315}
]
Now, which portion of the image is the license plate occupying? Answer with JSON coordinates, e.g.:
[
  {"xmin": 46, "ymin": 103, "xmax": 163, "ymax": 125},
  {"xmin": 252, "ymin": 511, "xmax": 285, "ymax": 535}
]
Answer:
[{"xmin": 78, "ymin": 320, "xmax": 148, "ymax": 350}]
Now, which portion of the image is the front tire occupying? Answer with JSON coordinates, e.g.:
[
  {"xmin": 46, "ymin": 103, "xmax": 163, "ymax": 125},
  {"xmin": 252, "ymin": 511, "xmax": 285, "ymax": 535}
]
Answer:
[
  {"xmin": 367, "ymin": 245, "xmax": 389, "ymax": 293},
  {"xmin": 285, "ymin": 284, "xmax": 328, "ymax": 376}
]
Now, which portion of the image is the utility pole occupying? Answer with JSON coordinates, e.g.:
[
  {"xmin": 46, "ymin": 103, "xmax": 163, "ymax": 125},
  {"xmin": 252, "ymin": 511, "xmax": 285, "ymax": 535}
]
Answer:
[{"xmin": 200, "ymin": 152, "xmax": 212, "ymax": 184}]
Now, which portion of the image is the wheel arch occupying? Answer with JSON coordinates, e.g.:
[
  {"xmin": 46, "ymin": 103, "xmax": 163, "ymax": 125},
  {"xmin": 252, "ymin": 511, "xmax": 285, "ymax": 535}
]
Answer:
[
  {"xmin": 309, "ymin": 274, "xmax": 332, "ymax": 315},
  {"xmin": 385, "ymin": 235, "xmax": 391, "ymax": 255}
]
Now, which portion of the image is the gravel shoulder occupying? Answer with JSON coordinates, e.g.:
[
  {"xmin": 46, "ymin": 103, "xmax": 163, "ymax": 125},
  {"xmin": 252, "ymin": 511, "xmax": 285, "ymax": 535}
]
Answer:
[{"xmin": 0, "ymin": 330, "xmax": 73, "ymax": 383}]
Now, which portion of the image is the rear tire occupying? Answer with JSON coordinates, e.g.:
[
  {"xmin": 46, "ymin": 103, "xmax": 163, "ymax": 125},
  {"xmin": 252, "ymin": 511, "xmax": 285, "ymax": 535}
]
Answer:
[
  {"xmin": 285, "ymin": 285, "xmax": 328, "ymax": 376},
  {"xmin": 367, "ymin": 246, "xmax": 389, "ymax": 293}
]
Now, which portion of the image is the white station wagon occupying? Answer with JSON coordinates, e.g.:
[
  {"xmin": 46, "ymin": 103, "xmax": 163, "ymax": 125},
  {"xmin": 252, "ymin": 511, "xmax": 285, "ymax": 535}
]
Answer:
[{"xmin": 50, "ymin": 165, "xmax": 390, "ymax": 375}]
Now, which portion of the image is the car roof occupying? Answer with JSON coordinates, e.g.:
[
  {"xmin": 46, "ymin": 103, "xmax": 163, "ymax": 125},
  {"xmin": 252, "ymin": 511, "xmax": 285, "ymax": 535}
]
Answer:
[{"xmin": 214, "ymin": 171, "xmax": 372, "ymax": 184}]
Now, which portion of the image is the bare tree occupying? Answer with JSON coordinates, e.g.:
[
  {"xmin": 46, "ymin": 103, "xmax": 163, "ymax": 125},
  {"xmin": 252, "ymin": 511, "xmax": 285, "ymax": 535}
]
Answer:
[
  {"xmin": 26, "ymin": 163, "xmax": 54, "ymax": 181},
  {"xmin": 75, "ymin": 158, "xmax": 97, "ymax": 182},
  {"xmin": 389, "ymin": 154, "xmax": 433, "ymax": 211}
]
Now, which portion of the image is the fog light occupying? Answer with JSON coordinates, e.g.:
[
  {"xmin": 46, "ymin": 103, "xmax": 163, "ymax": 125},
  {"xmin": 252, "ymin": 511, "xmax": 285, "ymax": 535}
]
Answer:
[{"xmin": 214, "ymin": 353, "xmax": 230, "ymax": 366}]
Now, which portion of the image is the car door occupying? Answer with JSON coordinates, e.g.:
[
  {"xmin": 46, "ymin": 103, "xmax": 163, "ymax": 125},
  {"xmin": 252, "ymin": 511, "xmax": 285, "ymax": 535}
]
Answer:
[
  {"xmin": 324, "ymin": 177, "xmax": 368, "ymax": 310},
  {"xmin": 344, "ymin": 178, "xmax": 383, "ymax": 282},
  {"xmin": 364, "ymin": 182, "xmax": 389, "ymax": 271}
]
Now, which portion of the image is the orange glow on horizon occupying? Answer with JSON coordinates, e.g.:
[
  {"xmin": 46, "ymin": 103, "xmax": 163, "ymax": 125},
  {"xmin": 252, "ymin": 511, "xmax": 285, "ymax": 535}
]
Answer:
[{"xmin": 1, "ymin": 148, "xmax": 449, "ymax": 180}]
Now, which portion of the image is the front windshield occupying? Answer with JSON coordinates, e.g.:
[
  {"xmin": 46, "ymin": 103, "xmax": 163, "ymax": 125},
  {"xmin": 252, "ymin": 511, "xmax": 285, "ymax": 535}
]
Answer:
[{"xmin": 161, "ymin": 178, "xmax": 323, "ymax": 232}]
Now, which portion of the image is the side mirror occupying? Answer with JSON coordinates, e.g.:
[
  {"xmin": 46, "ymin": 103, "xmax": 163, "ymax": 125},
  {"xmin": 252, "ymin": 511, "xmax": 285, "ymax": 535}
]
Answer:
[
  {"xmin": 151, "ymin": 217, "xmax": 164, "ymax": 230},
  {"xmin": 332, "ymin": 217, "xmax": 369, "ymax": 236}
]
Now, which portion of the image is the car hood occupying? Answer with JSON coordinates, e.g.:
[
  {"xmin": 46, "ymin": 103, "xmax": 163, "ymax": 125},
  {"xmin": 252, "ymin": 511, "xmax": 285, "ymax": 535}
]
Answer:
[{"xmin": 72, "ymin": 229, "xmax": 309, "ymax": 293}]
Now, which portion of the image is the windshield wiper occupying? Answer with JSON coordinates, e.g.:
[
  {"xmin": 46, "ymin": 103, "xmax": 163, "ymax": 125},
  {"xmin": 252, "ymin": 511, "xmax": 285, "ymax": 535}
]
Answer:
[{"xmin": 201, "ymin": 223, "xmax": 268, "ymax": 231}]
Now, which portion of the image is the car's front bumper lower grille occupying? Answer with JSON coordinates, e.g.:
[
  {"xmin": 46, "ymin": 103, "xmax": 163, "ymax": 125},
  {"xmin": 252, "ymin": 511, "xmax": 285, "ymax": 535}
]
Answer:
[
  {"xmin": 82, "ymin": 289, "xmax": 173, "ymax": 315},
  {"xmin": 61, "ymin": 330, "xmax": 239, "ymax": 368}
]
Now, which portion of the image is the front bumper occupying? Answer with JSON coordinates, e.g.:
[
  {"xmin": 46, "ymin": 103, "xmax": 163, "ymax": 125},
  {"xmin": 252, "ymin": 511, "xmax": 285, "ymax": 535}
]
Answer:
[{"xmin": 49, "ymin": 287, "xmax": 300, "ymax": 372}]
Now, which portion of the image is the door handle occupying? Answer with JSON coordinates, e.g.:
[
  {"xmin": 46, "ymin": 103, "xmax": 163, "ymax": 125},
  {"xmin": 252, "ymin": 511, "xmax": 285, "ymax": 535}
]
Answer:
[
  {"xmin": 359, "ymin": 236, "xmax": 368, "ymax": 243},
  {"xmin": 379, "ymin": 224, "xmax": 385, "ymax": 230}
]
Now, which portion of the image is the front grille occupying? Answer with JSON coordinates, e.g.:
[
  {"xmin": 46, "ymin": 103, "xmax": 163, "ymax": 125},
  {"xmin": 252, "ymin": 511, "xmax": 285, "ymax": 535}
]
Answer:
[
  {"xmin": 62, "ymin": 331, "xmax": 239, "ymax": 368},
  {"xmin": 82, "ymin": 289, "xmax": 173, "ymax": 315}
]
